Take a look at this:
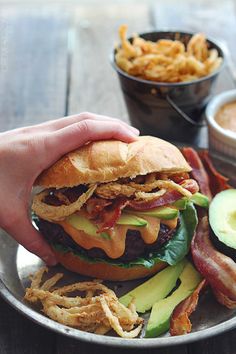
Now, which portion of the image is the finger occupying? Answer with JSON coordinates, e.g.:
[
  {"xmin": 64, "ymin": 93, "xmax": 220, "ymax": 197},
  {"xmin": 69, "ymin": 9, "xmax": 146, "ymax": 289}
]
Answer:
[
  {"xmin": 44, "ymin": 119, "xmax": 139, "ymax": 163},
  {"xmin": 36, "ymin": 113, "xmax": 118, "ymax": 131},
  {"xmin": 5, "ymin": 218, "xmax": 57, "ymax": 266},
  {"xmin": 29, "ymin": 112, "xmax": 139, "ymax": 134}
]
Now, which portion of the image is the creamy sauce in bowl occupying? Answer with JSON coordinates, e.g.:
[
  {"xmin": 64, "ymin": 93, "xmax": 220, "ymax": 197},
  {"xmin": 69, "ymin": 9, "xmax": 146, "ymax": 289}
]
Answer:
[{"xmin": 215, "ymin": 101, "xmax": 236, "ymax": 133}]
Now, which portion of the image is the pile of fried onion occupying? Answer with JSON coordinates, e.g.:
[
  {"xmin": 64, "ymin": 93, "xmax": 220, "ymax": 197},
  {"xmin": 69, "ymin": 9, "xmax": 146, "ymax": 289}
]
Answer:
[
  {"xmin": 32, "ymin": 177, "xmax": 196, "ymax": 222},
  {"xmin": 24, "ymin": 267, "xmax": 143, "ymax": 338}
]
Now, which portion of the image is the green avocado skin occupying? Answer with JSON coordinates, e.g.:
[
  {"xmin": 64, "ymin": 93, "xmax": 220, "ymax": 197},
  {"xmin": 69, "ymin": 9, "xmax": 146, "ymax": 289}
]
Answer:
[
  {"xmin": 210, "ymin": 232, "xmax": 236, "ymax": 261},
  {"xmin": 209, "ymin": 189, "xmax": 236, "ymax": 258},
  {"xmin": 145, "ymin": 261, "xmax": 202, "ymax": 338}
]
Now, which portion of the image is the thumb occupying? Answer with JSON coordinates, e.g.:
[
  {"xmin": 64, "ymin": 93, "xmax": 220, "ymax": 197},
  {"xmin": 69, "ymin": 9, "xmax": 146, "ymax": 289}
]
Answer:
[{"xmin": 4, "ymin": 214, "xmax": 57, "ymax": 266}]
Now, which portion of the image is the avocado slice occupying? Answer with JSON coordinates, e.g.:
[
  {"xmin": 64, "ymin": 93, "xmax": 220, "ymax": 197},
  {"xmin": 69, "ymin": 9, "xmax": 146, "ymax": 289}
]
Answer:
[
  {"xmin": 127, "ymin": 206, "xmax": 179, "ymax": 220},
  {"xmin": 190, "ymin": 192, "xmax": 209, "ymax": 208},
  {"xmin": 172, "ymin": 193, "xmax": 209, "ymax": 210},
  {"xmin": 66, "ymin": 213, "xmax": 147, "ymax": 239},
  {"xmin": 119, "ymin": 259, "xmax": 186, "ymax": 313},
  {"xmin": 209, "ymin": 189, "xmax": 236, "ymax": 252},
  {"xmin": 66, "ymin": 214, "xmax": 110, "ymax": 239},
  {"xmin": 145, "ymin": 261, "xmax": 202, "ymax": 338},
  {"xmin": 171, "ymin": 198, "xmax": 188, "ymax": 210},
  {"xmin": 116, "ymin": 213, "xmax": 148, "ymax": 227}
]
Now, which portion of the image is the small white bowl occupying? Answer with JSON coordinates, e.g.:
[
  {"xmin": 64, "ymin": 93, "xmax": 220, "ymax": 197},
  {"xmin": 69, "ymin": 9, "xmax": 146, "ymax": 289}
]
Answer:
[{"xmin": 206, "ymin": 90, "xmax": 236, "ymax": 161}]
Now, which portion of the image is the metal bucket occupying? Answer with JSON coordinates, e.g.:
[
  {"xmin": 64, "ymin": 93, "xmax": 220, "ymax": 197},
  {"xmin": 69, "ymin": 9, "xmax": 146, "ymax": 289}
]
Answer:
[{"xmin": 112, "ymin": 31, "xmax": 224, "ymax": 143}]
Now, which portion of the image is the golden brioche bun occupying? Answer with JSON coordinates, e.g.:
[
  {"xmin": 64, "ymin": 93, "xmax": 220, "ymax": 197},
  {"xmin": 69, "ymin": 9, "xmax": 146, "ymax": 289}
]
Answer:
[
  {"xmin": 35, "ymin": 136, "xmax": 191, "ymax": 188},
  {"xmin": 53, "ymin": 248, "xmax": 167, "ymax": 281}
]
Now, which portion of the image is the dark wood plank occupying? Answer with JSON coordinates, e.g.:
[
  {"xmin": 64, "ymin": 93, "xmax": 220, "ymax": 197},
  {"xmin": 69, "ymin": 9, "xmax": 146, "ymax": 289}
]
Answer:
[
  {"xmin": 54, "ymin": 328, "xmax": 233, "ymax": 354},
  {"xmin": 55, "ymin": 336, "xmax": 188, "ymax": 354},
  {"xmin": 0, "ymin": 6, "xmax": 69, "ymax": 131},
  {"xmin": 150, "ymin": 0, "xmax": 236, "ymax": 55},
  {"xmin": 187, "ymin": 329, "xmax": 236, "ymax": 354},
  {"xmin": 0, "ymin": 5, "xmax": 70, "ymax": 354},
  {"xmin": 67, "ymin": 3, "xmax": 151, "ymax": 122},
  {"xmin": 0, "ymin": 297, "xmax": 55, "ymax": 354}
]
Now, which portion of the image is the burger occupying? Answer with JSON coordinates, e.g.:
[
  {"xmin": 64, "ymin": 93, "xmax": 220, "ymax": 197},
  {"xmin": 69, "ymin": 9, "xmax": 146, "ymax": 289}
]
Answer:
[{"xmin": 32, "ymin": 136, "xmax": 199, "ymax": 281}]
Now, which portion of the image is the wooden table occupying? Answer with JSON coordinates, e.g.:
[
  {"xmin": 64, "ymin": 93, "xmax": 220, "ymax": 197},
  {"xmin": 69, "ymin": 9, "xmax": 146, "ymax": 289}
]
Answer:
[{"xmin": 0, "ymin": 1, "xmax": 235, "ymax": 353}]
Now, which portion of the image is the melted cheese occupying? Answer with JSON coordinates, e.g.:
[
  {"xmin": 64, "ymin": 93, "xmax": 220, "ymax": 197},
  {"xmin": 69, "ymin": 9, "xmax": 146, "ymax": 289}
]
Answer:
[
  {"xmin": 161, "ymin": 217, "xmax": 178, "ymax": 229},
  {"xmin": 57, "ymin": 215, "xmax": 160, "ymax": 259}
]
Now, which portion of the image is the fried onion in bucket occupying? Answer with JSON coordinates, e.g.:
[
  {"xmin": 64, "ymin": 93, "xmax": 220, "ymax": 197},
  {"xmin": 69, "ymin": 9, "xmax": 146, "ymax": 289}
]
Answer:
[
  {"xmin": 115, "ymin": 25, "xmax": 222, "ymax": 83},
  {"xmin": 24, "ymin": 268, "xmax": 143, "ymax": 338}
]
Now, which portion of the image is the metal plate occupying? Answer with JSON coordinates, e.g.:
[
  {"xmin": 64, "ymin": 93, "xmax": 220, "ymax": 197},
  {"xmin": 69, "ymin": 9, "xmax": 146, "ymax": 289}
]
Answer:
[{"xmin": 0, "ymin": 152, "xmax": 236, "ymax": 348}]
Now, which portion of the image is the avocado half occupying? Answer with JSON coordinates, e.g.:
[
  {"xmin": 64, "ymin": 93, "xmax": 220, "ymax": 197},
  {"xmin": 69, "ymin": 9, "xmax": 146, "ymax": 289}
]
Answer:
[{"xmin": 209, "ymin": 189, "xmax": 236, "ymax": 261}]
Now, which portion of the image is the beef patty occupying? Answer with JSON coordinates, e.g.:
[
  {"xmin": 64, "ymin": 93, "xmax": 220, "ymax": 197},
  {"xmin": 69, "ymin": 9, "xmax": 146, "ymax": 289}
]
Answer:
[{"xmin": 35, "ymin": 217, "xmax": 177, "ymax": 262}]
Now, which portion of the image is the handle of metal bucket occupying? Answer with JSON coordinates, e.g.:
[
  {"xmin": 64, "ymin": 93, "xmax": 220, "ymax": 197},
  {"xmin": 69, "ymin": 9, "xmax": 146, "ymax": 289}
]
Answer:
[{"xmin": 166, "ymin": 94, "xmax": 206, "ymax": 127}]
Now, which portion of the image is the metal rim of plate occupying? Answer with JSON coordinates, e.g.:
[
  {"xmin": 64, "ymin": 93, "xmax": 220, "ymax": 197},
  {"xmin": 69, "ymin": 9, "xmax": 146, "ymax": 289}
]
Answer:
[
  {"xmin": 0, "ymin": 278, "xmax": 236, "ymax": 348},
  {"xmin": 0, "ymin": 150, "xmax": 236, "ymax": 348}
]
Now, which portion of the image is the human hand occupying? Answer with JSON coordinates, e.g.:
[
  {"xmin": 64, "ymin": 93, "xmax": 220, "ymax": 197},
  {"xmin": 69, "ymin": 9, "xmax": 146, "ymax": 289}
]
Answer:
[{"xmin": 0, "ymin": 112, "xmax": 139, "ymax": 265}]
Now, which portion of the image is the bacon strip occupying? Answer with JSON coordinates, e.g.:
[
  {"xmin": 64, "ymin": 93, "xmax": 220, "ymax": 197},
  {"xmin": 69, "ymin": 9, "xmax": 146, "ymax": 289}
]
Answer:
[
  {"xmin": 96, "ymin": 199, "xmax": 129, "ymax": 232},
  {"xmin": 213, "ymin": 288, "xmax": 236, "ymax": 309},
  {"xmin": 87, "ymin": 178, "xmax": 199, "ymax": 227},
  {"xmin": 179, "ymin": 179, "xmax": 199, "ymax": 194},
  {"xmin": 191, "ymin": 216, "xmax": 236, "ymax": 309},
  {"xmin": 87, "ymin": 180, "xmax": 196, "ymax": 230},
  {"xmin": 170, "ymin": 279, "xmax": 206, "ymax": 336},
  {"xmin": 128, "ymin": 190, "xmax": 182, "ymax": 210},
  {"xmin": 182, "ymin": 147, "xmax": 212, "ymax": 200},
  {"xmin": 86, "ymin": 198, "xmax": 112, "ymax": 217},
  {"xmin": 128, "ymin": 179, "xmax": 198, "ymax": 211},
  {"xmin": 198, "ymin": 150, "xmax": 231, "ymax": 196}
]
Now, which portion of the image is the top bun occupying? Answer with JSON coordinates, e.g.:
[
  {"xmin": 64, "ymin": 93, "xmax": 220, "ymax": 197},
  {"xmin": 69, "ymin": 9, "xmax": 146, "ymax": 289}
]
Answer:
[{"xmin": 35, "ymin": 136, "xmax": 191, "ymax": 188}]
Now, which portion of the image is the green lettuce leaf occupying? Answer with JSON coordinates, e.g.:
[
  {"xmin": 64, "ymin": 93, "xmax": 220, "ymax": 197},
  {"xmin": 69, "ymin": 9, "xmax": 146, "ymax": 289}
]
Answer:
[
  {"xmin": 148, "ymin": 201, "xmax": 198, "ymax": 266},
  {"xmin": 50, "ymin": 202, "xmax": 197, "ymax": 269}
]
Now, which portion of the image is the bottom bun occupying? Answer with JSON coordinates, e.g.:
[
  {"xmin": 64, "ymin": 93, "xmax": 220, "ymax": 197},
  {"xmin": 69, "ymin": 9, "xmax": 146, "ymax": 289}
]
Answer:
[{"xmin": 54, "ymin": 249, "xmax": 167, "ymax": 281}]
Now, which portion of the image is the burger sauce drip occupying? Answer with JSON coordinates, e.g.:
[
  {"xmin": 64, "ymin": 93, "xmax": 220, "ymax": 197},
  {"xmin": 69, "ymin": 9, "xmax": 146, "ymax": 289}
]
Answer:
[{"xmin": 57, "ymin": 216, "xmax": 161, "ymax": 259}]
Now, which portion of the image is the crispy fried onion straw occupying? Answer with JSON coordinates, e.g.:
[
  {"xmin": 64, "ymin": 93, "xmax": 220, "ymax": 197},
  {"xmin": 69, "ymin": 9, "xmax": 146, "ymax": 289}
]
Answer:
[
  {"xmin": 95, "ymin": 179, "xmax": 192, "ymax": 200},
  {"xmin": 24, "ymin": 267, "xmax": 143, "ymax": 338},
  {"xmin": 115, "ymin": 25, "xmax": 222, "ymax": 83},
  {"xmin": 32, "ymin": 184, "xmax": 97, "ymax": 221}
]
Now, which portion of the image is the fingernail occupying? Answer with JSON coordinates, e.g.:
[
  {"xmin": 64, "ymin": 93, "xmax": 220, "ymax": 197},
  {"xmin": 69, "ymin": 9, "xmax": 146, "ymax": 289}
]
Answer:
[
  {"xmin": 130, "ymin": 126, "xmax": 140, "ymax": 135},
  {"xmin": 43, "ymin": 255, "xmax": 58, "ymax": 266}
]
